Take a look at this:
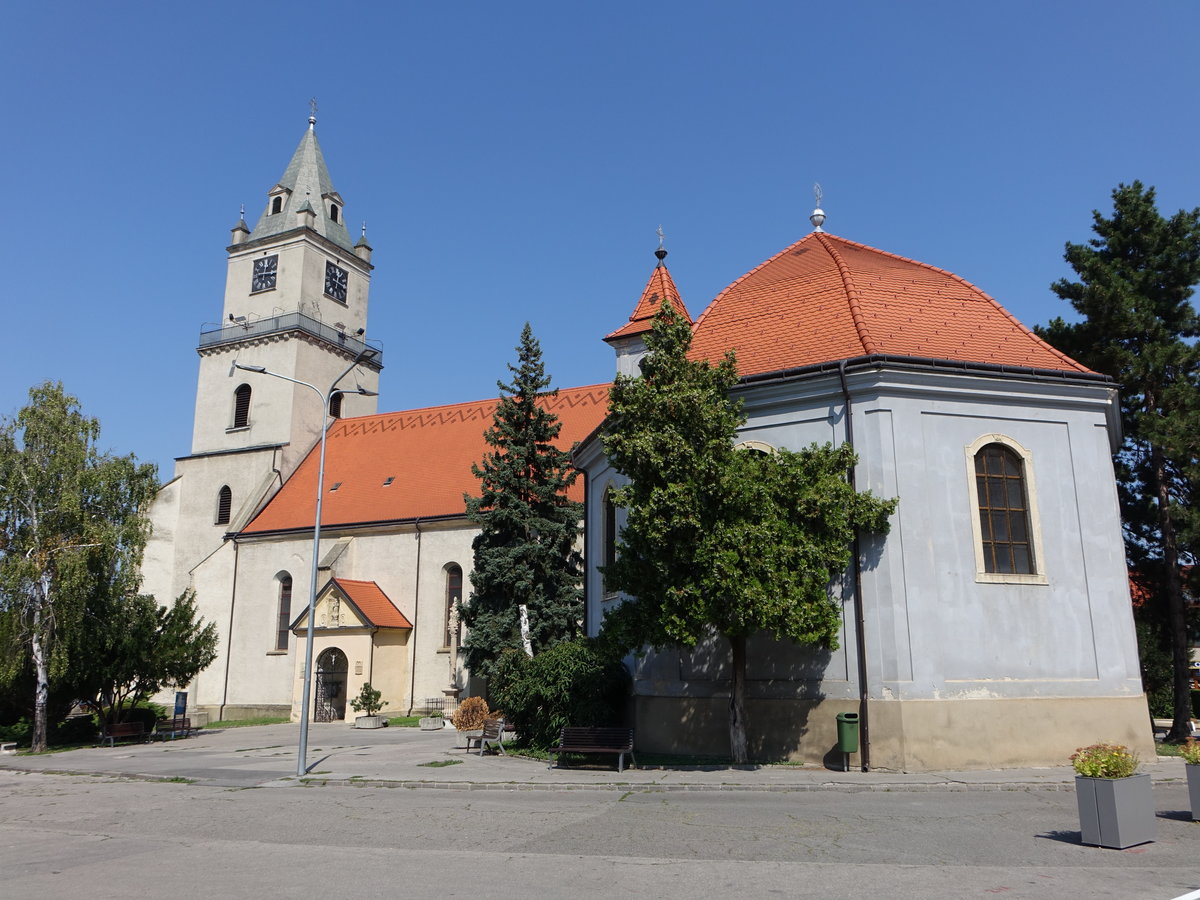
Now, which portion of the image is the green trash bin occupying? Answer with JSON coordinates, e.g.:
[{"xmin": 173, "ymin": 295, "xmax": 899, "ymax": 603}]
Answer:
[{"xmin": 836, "ymin": 712, "xmax": 860, "ymax": 754}]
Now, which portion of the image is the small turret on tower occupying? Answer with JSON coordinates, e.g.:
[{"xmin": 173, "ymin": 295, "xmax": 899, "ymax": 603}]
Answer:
[{"xmin": 604, "ymin": 227, "xmax": 691, "ymax": 377}]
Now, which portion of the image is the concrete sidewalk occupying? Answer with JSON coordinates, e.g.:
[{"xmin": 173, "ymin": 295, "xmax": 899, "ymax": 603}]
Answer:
[{"xmin": 0, "ymin": 721, "xmax": 1188, "ymax": 793}]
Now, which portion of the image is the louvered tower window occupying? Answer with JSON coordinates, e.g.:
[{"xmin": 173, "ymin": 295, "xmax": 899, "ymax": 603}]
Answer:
[
  {"xmin": 233, "ymin": 384, "xmax": 252, "ymax": 428},
  {"xmin": 215, "ymin": 485, "xmax": 233, "ymax": 526}
]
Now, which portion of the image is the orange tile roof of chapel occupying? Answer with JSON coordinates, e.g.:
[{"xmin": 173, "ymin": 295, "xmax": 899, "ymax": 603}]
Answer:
[
  {"xmin": 686, "ymin": 231, "xmax": 1092, "ymax": 377},
  {"xmin": 243, "ymin": 383, "xmax": 610, "ymax": 535}
]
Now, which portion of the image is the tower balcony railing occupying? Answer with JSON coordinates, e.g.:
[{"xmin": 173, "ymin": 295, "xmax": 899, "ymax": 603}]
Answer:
[{"xmin": 198, "ymin": 311, "xmax": 383, "ymax": 365}]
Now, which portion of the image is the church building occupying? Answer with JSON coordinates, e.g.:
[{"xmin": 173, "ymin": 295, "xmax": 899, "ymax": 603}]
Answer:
[{"xmin": 142, "ymin": 119, "xmax": 1153, "ymax": 770}]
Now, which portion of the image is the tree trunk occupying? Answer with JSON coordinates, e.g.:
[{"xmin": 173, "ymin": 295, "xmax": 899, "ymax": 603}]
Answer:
[
  {"xmin": 31, "ymin": 614, "xmax": 49, "ymax": 754},
  {"xmin": 1151, "ymin": 446, "xmax": 1193, "ymax": 742},
  {"xmin": 518, "ymin": 604, "xmax": 533, "ymax": 658},
  {"xmin": 729, "ymin": 634, "xmax": 748, "ymax": 764}
]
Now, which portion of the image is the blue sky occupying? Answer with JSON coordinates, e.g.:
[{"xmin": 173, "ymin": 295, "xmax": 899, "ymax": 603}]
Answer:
[{"xmin": 2, "ymin": 1, "xmax": 1197, "ymax": 476}]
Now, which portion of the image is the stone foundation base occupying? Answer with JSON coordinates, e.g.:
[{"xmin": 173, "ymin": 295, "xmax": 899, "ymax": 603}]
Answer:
[
  {"xmin": 199, "ymin": 704, "xmax": 291, "ymax": 723},
  {"xmin": 633, "ymin": 694, "xmax": 1155, "ymax": 772}
]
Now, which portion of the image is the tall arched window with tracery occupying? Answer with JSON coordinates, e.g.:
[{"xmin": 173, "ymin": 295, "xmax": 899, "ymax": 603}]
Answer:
[
  {"xmin": 603, "ymin": 486, "xmax": 618, "ymax": 596},
  {"xmin": 444, "ymin": 564, "xmax": 463, "ymax": 648},
  {"xmin": 275, "ymin": 573, "xmax": 293, "ymax": 651}
]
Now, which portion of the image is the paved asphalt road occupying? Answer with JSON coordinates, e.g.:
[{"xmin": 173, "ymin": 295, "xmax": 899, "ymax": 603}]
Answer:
[{"xmin": 1, "ymin": 723, "xmax": 1197, "ymax": 898}]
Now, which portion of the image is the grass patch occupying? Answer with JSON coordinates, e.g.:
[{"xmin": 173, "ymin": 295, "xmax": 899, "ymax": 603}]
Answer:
[
  {"xmin": 388, "ymin": 716, "xmax": 422, "ymax": 727},
  {"xmin": 1156, "ymin": 740, "xmax": 1196, "ymax": 759},
  {"xmin": 417, "ymin": 759, "xmax": 463, "ymax": 768},
  {"xmin": 160, "ymin": 776, "xmax": 195, "ymax": 784},
  {"xmin": 206, "ymin": 716, "xmax": 290, "ymax": 729}
]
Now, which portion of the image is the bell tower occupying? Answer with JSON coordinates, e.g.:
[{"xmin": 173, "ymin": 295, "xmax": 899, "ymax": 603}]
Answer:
[{"xmin": 190, "ymin": 114, "xmax": 382, "ymax": 477}]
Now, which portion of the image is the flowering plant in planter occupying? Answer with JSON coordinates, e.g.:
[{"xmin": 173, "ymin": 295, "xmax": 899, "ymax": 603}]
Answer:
[
  {"xmin": 1070, "ymin": 742, "xmax": 1139, "ymax": 778},
  {"xmin": 1179, "ymin": 738, "xmax": 1200, "ymax": 766}
]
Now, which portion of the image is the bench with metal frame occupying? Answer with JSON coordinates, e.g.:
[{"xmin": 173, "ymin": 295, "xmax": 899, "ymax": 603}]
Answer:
[{"xmin": 548, "ymin": 727, "xmax": 636, "ymax": 772}]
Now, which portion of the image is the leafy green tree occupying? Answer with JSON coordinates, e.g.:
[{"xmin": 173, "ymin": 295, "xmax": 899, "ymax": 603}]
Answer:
[
  {"xmin": 460, "ymin": 324, "xmax": 584, "ymax": 683},
  {"xmin": 0, "ymin": 382, "xmax": 159, "ymax": 751},
  {"xmin": 85, "ymin": 590, "xmax": 217, "ymax": 727},
  {"xmin": 1037, "ymin": 181, "xmax": 1200, "ymax": 741},
  {"xmin": 601, "ymin": 306, "xmax": 896, "ymax": 763}
]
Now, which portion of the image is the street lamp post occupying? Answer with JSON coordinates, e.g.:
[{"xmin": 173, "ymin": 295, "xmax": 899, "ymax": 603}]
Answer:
[{"xmin": 233, "ymin": 347, "xmax": 378, "ymax": 777}]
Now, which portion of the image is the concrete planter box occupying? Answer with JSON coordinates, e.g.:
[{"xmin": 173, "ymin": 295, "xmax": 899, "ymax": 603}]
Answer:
[
  {"xmin": 419, "ymin": 717, "xmax": 445, "ymax": 731},
  {"xmin": 1075, "ymin": 774, "xmax": 1156, "ymax": 849},
  {"xmin": 1187, "ymin": 764, "xmax": 1200, "ymax": 821},
  {"xmin": 354, "ymin": 715, "xmax": 385, "ymax": 729}
]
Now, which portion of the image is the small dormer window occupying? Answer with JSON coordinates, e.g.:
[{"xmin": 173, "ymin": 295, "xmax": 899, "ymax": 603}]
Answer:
[
  {"xmin": 271, "ymin": 196, "xmax": 283, "ymax": 215},
  {"xmin": 329, "ymin": 482, "xmax": 342, "ymax": 492},
  {"xmin": 330, "ymin": 203, "xmax": 340, "ymax": 223}
]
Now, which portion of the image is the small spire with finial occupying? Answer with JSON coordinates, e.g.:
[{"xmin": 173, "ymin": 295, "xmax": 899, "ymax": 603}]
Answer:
[
  {"xmin": 810, "ymin": 182, "xmax": 826, "ymax": 232},
  {"xmin": 308, "ymin": 97, "xmax": 318, "ymax": 130},
  {"xmin": 655, "ymin": 224, "xmax": 667, "ymax": 266}
]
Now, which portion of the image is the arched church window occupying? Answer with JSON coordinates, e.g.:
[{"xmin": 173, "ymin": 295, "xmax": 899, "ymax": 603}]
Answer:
[
  {"xmin": 271, "ymin": 196, "xmax": 283, "ymax": 215},
  {"xmin": 330, "ymin": 203, "xmax": 340, "ymax": 223},
  {"xmin": 444, "ymin": 564, "xmax": 463, "ymax": 648},
  {"xmin": 974, "ymin": 443, "xmax": 1034, "ymax": 575},
  {"xmin": 275, "ymin": 573, "xmax": 293, "ymax": 651},
  {"xmin": 603, "ymin": 486, "xmax": 618, "ymax": 596},
  {"xmin": 329, "ymin": 391, "xmax": 343, "ymax": 418},
  {"xmin": 215, "ymin": 485, "xmax": 232, "ymax": 526},
  {"xmin": 233, "ymin": 384, "xmax": 252, "ymax": 428}
]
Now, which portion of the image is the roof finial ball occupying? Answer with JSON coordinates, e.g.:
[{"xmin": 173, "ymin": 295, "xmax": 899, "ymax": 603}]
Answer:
[
  {"xmin": 655, "ymin": 224, "xmax": 668, "ymax": 265},
  {"xmin": 810, "ymin": 182, "xmax": 826, "ymax": 233}
]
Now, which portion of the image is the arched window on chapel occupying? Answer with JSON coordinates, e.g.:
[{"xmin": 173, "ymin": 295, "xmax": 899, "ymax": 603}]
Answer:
[
  {"xmin": 444, "ymin": 564, "xmax": 463, "ymax": 648},
  {"xmin": 275, "ymin": 573, "xmax": 293, "ymax": 651},
  {"xmin": 966, "ymin": 435, "xmax": 1047, "ymax": 583}
]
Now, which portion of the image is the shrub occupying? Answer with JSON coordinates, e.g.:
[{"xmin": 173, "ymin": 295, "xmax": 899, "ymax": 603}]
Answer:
[
  {"xmin": 349, "ymin": 683, "xmax": 384, "ymax": 717},
  {"xmin": 452, "ymin": 696, "xmax": 490, "ymax": 730},
  {"xmin": 1070, "ymin": 742, "xmax": 1140, "ymax": 778},
  {"xmin": 0, "ymin": 718, "xmax": 31, "ymax": 747},
  {"xmin": 53, "ymin": 716, "xmax": 98, "ymax": 746},
  {"xmin": 492, "ymin": 638, "xmax": 630, "ymax": 749}
]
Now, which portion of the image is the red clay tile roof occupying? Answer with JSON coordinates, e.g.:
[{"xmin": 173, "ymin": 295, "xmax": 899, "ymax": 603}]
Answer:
[
  {"xmin": 333, "ymin": 578, "xmax": 412, "ymax": 629},
  {"xmin": 605, "ymin": 260, "xmax": 691, "ymax": 342},
  {"xmin": 688, "ymin": 232, "xmax": 1092, "ymax": 377},
  {"xmin": 242, "ymin": 384, "xmax": 610, "ymax": 534}
]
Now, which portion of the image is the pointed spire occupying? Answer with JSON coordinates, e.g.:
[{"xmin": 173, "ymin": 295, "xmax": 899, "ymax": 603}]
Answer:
[
  {"xmin": 248, "ymin": 117, "xmax": 354, "ymax": 251},
  {"xmin": 604, "ymin": 229, "xmax": 691, "ymax": 344}
]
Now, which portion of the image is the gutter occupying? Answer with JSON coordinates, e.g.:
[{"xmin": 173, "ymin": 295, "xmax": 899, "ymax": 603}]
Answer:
[{"xmin": 838, "ymin": 360, "xmax": 871, "ymax": 773}]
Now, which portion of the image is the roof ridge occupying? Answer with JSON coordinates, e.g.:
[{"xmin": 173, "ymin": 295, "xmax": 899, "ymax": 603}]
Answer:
[
  {"xmin": 814, "ymin": 233, "xmax": 878, "ymax": 355},
  {"xmin": 818, "ymin": 234, "xmax": 1092, "ymax": 374}
]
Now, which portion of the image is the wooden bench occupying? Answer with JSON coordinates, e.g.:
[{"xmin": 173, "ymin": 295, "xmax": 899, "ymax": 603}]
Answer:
[
  {"xmin": 548, "ymin": 727, "xmax": 636, "ymax": 772},
  {"xmin": 465, "ymin": 719, "xmax": 506, "ymax": 756},
  {"xmin": 98, "ymin": 722, "xmax": 146, "ymax": 747},
  {"xmin": 153, "ymin": 717, "xmax": 193, "ymax": 740}
]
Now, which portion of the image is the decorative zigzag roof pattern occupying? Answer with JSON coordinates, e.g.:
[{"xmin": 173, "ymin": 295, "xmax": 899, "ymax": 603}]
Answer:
[
  {"xmin": 688, "ymin": 232, "xmax": 1091, "ymax": 377},
  {"xmin": 242, "ymin": 384, "xmax": 610, "ymax": 534}
]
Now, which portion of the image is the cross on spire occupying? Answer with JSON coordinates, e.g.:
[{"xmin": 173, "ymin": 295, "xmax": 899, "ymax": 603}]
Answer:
[{"xmin": 308, "ymin": 97, "xmax": 318, "ymax": 129}]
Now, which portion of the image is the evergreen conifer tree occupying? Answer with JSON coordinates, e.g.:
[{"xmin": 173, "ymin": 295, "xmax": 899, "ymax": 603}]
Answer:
[
  {"xmin": 1037, "ymin": 181, "xmax": 1200, "ymax": 741},
  {"xmin": 460, "ymin": 324, "xmax": 583, "ymax": 683},
  {"xmin": 601, "ymin": 305, "xmax": 896, "ymax": 762}
]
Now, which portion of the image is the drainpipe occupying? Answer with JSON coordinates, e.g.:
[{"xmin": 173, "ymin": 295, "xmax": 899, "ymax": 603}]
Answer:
[
  {"xmin": 838, "ymin": 359, "xmax": 871, "ymax": 772},
  {"xmin": 406, "ymin": 518, "xmax": 423, "ymax": 715}
]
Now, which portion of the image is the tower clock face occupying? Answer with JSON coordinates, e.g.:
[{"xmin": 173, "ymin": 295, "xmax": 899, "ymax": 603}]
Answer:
[
  {"xmin": 324, "ymin": 261, "xmax": 349, "ymax": 302},
  {"xmin": 252, "ymin": 255, "xmax": 278, "ymax": 292}
]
